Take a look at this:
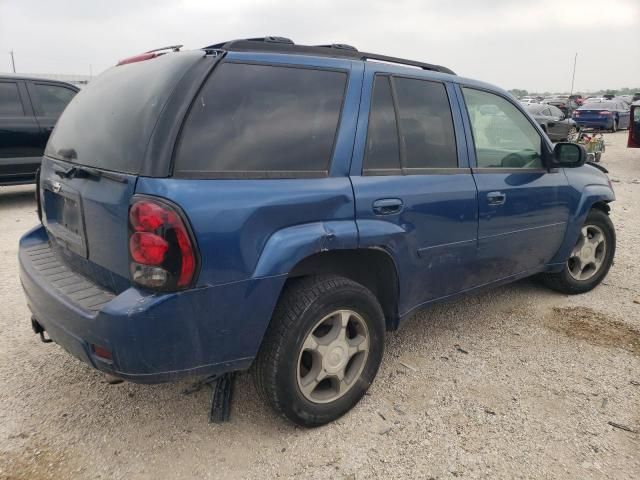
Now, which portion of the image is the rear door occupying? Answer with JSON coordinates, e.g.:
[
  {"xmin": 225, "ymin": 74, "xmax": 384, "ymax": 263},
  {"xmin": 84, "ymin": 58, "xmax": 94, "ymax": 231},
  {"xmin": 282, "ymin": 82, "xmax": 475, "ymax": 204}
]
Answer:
[
  {"xmin": 459, "ymin": 86, "xmax": 571, "ymax": 283},
  {"xmin": 351, "ymin": 66, "xmax": 478, "ymax": 313},
  {"xmin": 547, "ymin": 105, "xmax": 569, "ymax": 140},
  {"xmin": 0, "ymin": 79, "xmax": 42, "ymax": 183}
]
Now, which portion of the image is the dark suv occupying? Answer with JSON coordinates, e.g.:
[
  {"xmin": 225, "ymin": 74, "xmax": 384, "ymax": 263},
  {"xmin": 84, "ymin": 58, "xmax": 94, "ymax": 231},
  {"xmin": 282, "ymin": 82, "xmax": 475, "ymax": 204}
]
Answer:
[
  {"xmin": 19, "ymin": 38, "xmax": 616, "ymax": 426},
  {"xmin": 0, "ymin": 76, "xmax": 78, "ymax": 185}
]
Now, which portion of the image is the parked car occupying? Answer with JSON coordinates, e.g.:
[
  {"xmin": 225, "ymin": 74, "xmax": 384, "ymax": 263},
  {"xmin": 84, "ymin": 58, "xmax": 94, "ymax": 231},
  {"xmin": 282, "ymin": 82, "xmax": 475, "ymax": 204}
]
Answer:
[
  {"xmin": 629, "ymin": 101, "xmax": 640, "ymax": 148},
  {"xmin": 569, "ymin": 94, "xmax": 584, "ymax": 106},
  {"xmin": 524, "ymin": 103, "xmax": 579, "ymax": 141},
  {"xmin": 573, "ymin": 100, "xmax": 631, "ymax": 131},
  {"xmin": 583, "ymin": 97, "xmax": 606, "ymax": 104},
  {"xmin": 19, "ymin": 37, "xmax": 616, "ymax": 427},
  {"xmin": 0, "ymin": 76, "xmax": 78, "ymax": 185},
  {"xmin": 519, "ymin": 98, "xmax": 539, "ymax": 105}
]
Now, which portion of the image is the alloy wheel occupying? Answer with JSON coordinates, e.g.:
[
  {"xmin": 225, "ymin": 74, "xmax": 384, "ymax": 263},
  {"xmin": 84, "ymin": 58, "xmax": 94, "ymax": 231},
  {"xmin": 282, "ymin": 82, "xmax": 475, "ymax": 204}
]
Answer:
[
  {"xmin": 567, "ymin": 225, "xmax": 607, "ymax": 281},
  {"xmin": 296, "ymin": 309, "xmax": 370, "ymax": 403}
]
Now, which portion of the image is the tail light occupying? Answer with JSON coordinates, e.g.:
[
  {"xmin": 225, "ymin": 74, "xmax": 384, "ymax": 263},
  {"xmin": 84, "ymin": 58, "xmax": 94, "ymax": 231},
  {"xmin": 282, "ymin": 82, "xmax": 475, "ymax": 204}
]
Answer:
[
  {"xmin": 599, "ymin": 111, "xmax": 611, "ymax": 116},
  {"xmin": 128, "ymin": 196, "xmax": 198, "ymax": 290},
  {"xmin": 573, "ymin": 111, "xmax": 580, "ymax": 117}
]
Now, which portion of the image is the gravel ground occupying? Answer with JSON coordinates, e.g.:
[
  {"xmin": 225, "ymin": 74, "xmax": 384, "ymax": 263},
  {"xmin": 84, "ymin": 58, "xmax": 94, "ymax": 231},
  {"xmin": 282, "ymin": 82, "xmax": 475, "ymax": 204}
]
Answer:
[{"xmin": 1, "ymin": 132, "xmax": 639, "ymax": 480}]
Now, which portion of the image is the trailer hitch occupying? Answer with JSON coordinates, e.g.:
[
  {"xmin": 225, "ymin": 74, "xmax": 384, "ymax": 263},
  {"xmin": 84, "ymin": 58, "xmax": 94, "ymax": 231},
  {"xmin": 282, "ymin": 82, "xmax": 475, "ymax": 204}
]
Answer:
[{"xmin": 31, "ymin": 317, "xmax": 53, "ymax": 343}]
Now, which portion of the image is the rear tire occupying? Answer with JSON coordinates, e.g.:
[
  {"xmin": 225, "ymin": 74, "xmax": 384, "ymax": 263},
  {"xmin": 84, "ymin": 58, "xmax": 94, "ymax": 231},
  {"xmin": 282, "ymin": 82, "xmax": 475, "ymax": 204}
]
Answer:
[
  {"xmin": 611, "ymin": 119, "xmax": 617, "ymax": 132},
  {"xmin": 539, "ymin": 209, "xmax": 615, "ymax": 294},
  {"xmin": 253, "ymin": 275, "xmax": 385, "ymax": 427}
]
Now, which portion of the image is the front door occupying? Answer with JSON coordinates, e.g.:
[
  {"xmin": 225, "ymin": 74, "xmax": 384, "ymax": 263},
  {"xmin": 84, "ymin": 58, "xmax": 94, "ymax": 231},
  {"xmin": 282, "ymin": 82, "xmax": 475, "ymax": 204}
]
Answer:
[
  {"xmin": 459, "ymin": 86, "xmax": 572, "ymax": 283},
  {"xmin": 351, "ymin": 68, "xmax": 478, "ymax": 315}
]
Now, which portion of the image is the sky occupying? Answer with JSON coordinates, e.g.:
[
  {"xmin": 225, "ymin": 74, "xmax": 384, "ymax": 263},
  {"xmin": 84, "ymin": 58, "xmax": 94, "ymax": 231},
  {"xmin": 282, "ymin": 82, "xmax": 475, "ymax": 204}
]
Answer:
[{"xmin": 1, "ymin": 0, "xmax": 639, "ymax": 93}]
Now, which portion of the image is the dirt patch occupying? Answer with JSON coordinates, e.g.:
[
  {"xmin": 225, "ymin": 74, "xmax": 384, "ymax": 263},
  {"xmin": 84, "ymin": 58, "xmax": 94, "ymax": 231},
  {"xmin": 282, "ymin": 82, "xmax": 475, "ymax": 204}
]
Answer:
[
  {"xmin": 0, "ymin": 440, "xmax": 75, "ymax": 480},
  {"xmin": 545, "ymin": 306, "xmax": 640, "ymax": 356}
]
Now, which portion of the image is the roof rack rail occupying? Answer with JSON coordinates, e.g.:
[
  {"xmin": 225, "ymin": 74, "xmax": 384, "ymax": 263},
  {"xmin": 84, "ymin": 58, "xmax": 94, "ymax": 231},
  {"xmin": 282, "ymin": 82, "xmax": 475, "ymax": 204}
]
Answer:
[
  {"xmin": 204, "ymin": 36, "xmax": 294, "ymax": 50},
  {"xmin": 359, "ymin": 53, "xmax": 455, "ymax": 75},
  {"xmin": 315, "ymin": 43, "xmax": 358, "ymax": 52},
  {"xmin": 201, "ymin": 37, "xmax": 455, "ymax": 75}
]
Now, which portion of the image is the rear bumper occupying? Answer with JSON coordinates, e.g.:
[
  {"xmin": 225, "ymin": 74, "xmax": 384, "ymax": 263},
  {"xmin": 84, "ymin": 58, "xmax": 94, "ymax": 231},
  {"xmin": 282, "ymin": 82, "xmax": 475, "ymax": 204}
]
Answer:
[
  {"xmin": 574, "ymin": 118, "xmax": 613, "ymax": 129},
  {"xmin": 19, "ymin": 225, "xmax": 285, "ymax": 383}
]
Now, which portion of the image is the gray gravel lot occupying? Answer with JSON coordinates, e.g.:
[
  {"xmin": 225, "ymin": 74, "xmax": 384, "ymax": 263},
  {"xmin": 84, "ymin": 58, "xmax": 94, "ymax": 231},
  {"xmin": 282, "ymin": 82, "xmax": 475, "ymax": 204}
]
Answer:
[{"xmin": 1, "ymin": 132, "xmax": 639, "ymax": 480}]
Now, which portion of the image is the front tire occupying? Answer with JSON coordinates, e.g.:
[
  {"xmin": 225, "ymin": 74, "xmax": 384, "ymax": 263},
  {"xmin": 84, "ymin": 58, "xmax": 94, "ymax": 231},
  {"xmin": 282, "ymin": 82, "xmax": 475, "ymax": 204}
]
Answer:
[
  {"xmin": 254, "ymin": 275, "xmax": 385, "ymax": 427},
  {"xmin": 540, "ymin": 209, "xmax": 615, "ymax": 294}
]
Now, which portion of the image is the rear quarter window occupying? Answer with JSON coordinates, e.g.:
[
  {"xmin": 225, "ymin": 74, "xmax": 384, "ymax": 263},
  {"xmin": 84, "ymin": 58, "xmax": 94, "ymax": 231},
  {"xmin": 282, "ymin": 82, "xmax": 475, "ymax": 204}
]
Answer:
[
  {"xmin": 174, "ymin": 62, "xmax": 347, "ymax": 178},
  {"xmin": 0, "ymin": 82, "xmax": 24, "ymax": 116}
]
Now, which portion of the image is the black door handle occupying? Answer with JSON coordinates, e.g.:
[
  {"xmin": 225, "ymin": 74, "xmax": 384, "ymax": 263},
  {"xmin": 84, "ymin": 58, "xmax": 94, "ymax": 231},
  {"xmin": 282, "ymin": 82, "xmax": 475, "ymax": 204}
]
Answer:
[
  {"xmin": 372, "ymin": 198, "xmax": 403, "ymax": 215},
  {"xmin": 487, "ymin": 191, "xmax": 507, "ymax": 206}
]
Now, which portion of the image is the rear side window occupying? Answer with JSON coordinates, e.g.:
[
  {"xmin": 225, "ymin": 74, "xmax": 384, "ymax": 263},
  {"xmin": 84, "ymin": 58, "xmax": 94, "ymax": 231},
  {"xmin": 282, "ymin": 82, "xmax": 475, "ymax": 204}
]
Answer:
[
  {"xmin": 0, "ymin": 82, "xmax": 24, "ymax": 116},
  {"xmin": 364, "ymin": 76, "xmax": 401, "ymax": 173},
  {"xmin": 394, "ymin": 77, "xmax": 458, "ymax": 169},
  {"xmin": 174, "ymin": 62, "xmax": 347, "ymax": 178},
  {"xmin": 33, "ymin": 84, "xmax": 76, "ymax": 116}
]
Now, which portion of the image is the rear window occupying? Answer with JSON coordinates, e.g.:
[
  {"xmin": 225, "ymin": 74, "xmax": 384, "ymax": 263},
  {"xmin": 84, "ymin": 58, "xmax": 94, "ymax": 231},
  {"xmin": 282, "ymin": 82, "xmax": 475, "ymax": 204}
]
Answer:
[
  {"xmin": 174, "ymin": 62, "xmax": 347, "ymax": 178},
  {"xmin": 33, "ymin": 83, "xmax": 76, "ymax": 116},
  {"xmin": 582, "ymin": 101, "xmax": 616, "ymax": 110},
  {"xmin": 45, "ymin": 51, "xmax": 203, "ymax": 174}
]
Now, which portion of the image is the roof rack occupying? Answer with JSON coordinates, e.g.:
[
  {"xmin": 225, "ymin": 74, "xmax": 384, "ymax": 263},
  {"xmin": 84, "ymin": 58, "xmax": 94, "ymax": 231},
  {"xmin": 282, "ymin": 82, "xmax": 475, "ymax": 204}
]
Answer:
[{"xmin": 202, "ymin": 37, "xmax": 455, "ymax": 75}]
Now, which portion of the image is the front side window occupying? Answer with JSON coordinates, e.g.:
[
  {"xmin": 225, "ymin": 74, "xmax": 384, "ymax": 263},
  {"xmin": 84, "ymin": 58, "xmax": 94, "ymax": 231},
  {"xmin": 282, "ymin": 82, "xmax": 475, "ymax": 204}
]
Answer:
[
  {"xmin": 0, "ymin": 82, "xmax": 24, "ymax": 116},
  {"xmin": 394, "ymin": 77, "xmax": 458, "ymax": 169},
  {"xmin": 34, "ymin": 84, "xmax": 76, "ymax": 116},
  {"xmin": 463, "ymin": 88, "xmax": 543, "ymax": 169},
  {"xmin": 175, "ymin": 62, "xmax": 347, "ymax": 177}
]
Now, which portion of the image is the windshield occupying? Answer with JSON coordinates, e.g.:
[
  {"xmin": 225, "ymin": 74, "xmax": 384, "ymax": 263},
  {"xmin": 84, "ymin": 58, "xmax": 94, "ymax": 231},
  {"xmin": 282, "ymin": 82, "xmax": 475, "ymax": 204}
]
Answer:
[{"xmin": 45, "ymin": 51, "xmax": 203, "ymax": 174}]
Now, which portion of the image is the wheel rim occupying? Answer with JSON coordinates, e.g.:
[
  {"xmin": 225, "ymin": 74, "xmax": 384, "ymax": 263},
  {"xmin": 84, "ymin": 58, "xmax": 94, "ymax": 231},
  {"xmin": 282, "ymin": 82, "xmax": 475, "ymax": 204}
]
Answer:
[
  {"xmin": 296, "ymin": 309, "xmax": 370, "ymax": 404},
  {"xmin": 567, "ymin": 225, "xmax": 607, "ymax": 281},
  {"xmin": 567, "ymin": 127, "xmax": 578, "ymax": 142}
]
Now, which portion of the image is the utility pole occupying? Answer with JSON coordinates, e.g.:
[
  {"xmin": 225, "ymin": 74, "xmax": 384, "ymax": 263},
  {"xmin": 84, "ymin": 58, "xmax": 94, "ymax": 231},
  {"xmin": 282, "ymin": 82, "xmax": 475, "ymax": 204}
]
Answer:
[
  {"xmin": 9, "ymin": 50, "xmax": 16, "ymax": 73},
  {"xmin": 569, "ymin": 52, "xmax": 577, "ymax": 96}
]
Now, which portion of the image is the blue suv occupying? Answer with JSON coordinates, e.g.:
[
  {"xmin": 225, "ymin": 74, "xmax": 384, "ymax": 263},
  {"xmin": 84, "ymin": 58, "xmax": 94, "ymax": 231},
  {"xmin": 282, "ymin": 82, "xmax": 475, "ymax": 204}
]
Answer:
[{"xmin": 19, "ymin": 37, "xmax": 616, "ymax": 426}]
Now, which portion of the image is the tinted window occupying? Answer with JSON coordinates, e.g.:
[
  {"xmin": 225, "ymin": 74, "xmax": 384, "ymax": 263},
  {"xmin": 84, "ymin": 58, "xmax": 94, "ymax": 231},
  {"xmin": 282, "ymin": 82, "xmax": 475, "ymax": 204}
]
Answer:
[
  {"xmin": 0, "ymin": 82, "xmax": 24, "ymax": 116},
  {"xmin": 175, "ymin": 62, "xmax": 347, "ymax": 177},
  {"xmin": 34, "ymin": 84, "xmax": 76, "ymax": 116},
  {"xmin": 463, "ymin": 88, "xmax": 543, "ymax": 169},
  {"xmin": 46, "ymin": 51, "xmax": 203, "ymax": 174},
  {"xmin": 394, "ymin": 77, "xmax": 457, "ymax": 168},
  {"xmin": 364, "ymin": 76, "xmax": 400, "ymax": 172},
  {"xmin": 549, "ymin": 105, "xmax": 564, "ymax": 118}
]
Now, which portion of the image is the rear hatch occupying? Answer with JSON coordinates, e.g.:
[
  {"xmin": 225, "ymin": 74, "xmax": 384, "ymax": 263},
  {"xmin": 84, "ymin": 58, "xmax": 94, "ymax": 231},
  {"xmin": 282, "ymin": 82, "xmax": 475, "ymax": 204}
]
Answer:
[{"xmin": 39, "ymin": 50, "xmax": 205, "ymax": 293}]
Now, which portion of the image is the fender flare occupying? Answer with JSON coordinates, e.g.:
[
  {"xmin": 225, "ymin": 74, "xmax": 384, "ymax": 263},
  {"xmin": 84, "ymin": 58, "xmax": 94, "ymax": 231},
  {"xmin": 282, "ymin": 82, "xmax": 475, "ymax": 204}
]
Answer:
[
  {"xmin": 550, "ymin": 185, "xmax": 615, "ymax": 265},
  {"xmin": 252, "ymin": 220, "xmax": 359, "ymax": 278}
]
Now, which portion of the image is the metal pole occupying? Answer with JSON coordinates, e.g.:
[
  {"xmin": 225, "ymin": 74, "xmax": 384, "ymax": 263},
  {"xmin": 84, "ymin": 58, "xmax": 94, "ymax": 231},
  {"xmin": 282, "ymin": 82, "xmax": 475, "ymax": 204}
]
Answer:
[
  {"xmin": 9, "ymin": 50, "xmax": 16, "ymax": 73},
  {"xmin": 569, "ymin": 52, "xmax": 577, "ymax": 96}
]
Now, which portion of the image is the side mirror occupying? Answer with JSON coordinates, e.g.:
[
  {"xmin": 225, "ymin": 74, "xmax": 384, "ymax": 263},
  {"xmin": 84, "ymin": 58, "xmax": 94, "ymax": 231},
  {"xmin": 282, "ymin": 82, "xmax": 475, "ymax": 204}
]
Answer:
[{"xmin": 551, "ymin": 142, "xmax": 586, "ymax": 167}]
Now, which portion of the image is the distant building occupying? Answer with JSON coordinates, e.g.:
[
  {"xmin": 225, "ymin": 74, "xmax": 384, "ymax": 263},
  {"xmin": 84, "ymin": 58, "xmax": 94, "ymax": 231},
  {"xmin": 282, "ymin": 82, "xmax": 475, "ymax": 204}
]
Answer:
[{"xmin": 0, "ymin": 72, "xmax": 92, "ymax": 88}]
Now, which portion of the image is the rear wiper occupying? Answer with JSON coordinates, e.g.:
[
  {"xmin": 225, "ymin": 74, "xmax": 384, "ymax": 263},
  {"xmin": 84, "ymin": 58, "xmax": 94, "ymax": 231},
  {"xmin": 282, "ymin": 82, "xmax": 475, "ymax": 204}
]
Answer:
[{"xmin": 54, "ymin": 164, "xmax": 127, "ymax": 183}]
